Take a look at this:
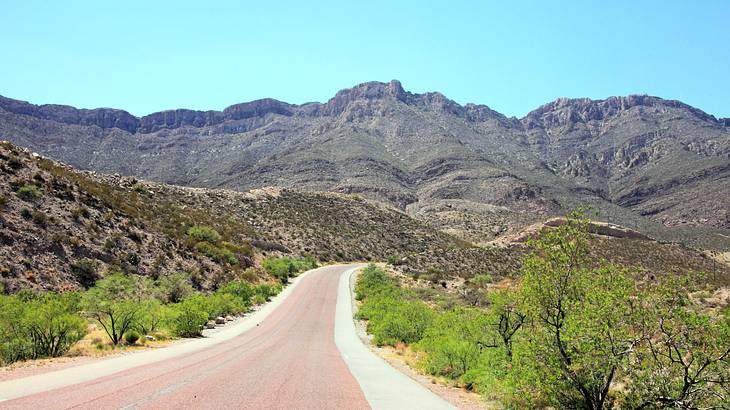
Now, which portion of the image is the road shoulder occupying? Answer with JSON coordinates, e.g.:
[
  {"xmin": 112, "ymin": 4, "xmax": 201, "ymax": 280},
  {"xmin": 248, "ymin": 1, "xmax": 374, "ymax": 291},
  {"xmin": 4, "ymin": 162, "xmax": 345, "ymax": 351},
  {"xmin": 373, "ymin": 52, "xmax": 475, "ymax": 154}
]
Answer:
[{"xmin": 334, "ymin": 265, "xmax": 456, "ymax": 410}]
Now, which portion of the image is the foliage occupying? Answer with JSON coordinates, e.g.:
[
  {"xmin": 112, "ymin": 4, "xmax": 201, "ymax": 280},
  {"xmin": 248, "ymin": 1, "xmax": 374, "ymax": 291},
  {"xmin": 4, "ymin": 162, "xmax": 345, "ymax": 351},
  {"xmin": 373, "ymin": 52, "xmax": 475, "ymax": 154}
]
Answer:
[
  {"xmin": 16, "ymin": 184, "xmax": 42, "ymax": 200},
  {"xmin": 354, "ymin": 212, "xmax": 730, "ymax": 409},
  {"xmin": 83, "ymin": 273, "xmax": 141, "ymax": 345},
  {"xmin": 263, "ymin": 256, "xmax": 317, "ymax": 283},
  {"xmin": 124, "ymin": 331, "xmax": 140, "ymax": 345},
  {"xmin": 0, "ymin": 292, "xmax": 85, "ymax": 364},
  {"xmin": 168, "ymin": 295, "xmax": 210, "ymax": 337},
  {"xmin": 356, "ymin": 265, "xmax": 434, "ymax": 345},
  {"xmin": 187, "ymin": 225, "xmax": 222, "ymax": 243},
  {"xmin": 157, "ymin": 272, "xmax": 195, "ymax": 303}
]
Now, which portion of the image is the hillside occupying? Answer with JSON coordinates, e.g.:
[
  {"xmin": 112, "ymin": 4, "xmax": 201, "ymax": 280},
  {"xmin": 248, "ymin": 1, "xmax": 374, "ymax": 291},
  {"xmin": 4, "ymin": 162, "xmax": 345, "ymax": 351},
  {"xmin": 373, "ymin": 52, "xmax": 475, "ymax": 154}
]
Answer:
[
  {"xmin": 2, "ymin": 141, "xmax": 727, "ymax": 294},
  {"xmin": 1, "ymin": 81, "xmax": 729, "ymax": 251}
]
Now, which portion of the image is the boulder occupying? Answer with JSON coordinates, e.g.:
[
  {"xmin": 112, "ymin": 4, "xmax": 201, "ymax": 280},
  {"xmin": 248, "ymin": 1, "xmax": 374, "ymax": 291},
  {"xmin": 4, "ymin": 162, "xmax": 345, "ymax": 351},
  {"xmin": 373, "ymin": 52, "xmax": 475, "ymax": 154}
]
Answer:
[{"xmin": 215, "ymin": 316, "xmax": 226, "ymax": 325}]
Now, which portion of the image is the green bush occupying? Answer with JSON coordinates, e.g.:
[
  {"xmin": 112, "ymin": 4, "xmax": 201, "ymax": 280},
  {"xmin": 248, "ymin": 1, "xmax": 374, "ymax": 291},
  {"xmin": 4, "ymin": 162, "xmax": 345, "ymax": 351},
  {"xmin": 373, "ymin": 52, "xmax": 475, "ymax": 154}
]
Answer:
[
  {"xmin": 125, "ymin": 331, "xmax": 140, "ymax": 345},
  {"xmin": 355, "ymin": 265, "xmax": 434, "ymax": 345},
  {"xmin": 169, "ymin": 295, "xmax": 209, "ymax": 337},
  {"xmin": 195, "ymin": 241, "xmax": 238, "ymax": 265},
  {"xmin": 158, "ymin": 272, "xmax": 195, "ymax": 303},
  {"xmin": 0, "ymin": 292, "xmax": 86, "ymax": 364},
  {"xmin": 263, "ymin": 256, "xmax": 317, "ymax": 283},
  {"xmin": 187, "ymin": 226, "xmax": 221, "ymax": 243},
  {"xmin": 16, "ymin": 184, "xmax": 42, "ymax": 200}
]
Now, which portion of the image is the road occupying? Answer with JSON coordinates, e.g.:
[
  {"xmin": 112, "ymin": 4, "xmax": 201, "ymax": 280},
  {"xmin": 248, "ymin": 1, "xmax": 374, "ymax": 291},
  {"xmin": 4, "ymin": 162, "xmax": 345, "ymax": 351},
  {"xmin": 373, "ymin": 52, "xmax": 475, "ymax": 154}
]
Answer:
[{"xmin": 0, "ymin": 265, "xmax": 454, "ymax": 410}]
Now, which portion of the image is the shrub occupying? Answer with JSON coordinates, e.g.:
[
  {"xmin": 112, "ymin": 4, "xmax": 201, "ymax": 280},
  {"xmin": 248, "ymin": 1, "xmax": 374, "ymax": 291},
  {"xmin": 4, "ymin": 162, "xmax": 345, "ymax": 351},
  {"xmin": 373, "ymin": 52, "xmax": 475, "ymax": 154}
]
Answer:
[
  {"xmin": 218, "ymin": 280, "xmax": 254, "ymax": 307},
  {"xmin": 125, "ymin": 331, "xmax": 140, "ymax": 345},
  {"xmin": 20, "ymin": 207, "xmax": 32, "ymax": 220},
  {"xmin": 263, "ymin": 256, "xmax": 317, "ymax": 283},
  {"xmin": 169, "ymin": 295, "xmax": 209, "ymax": 337},
  {"xmin": 158, "ymin": 272, "xmax": 195, "ymax": 303},
  {"xmin": 254, "ymin": 283, "xmax": 283, "ymax": 301},
  {"xmin": 195, "ymin": 241, "xmax": 238, "ymax": 265},
  {"xmin": 16, "ymin": 184, "xmax": 42, "ymax": 200},
  {"xmin": 31, "ymin": 210, "xmax": 47, "ymax": 227},
  {"xmin": 70, "ymin": 258, "xmax": 100, "ymax": 288},
  {"xmin": 0, "ymin": 292, "xmax": 86, "ymax": 364},
  {"xmin": 135, "ymin": 299, "xmax": 165, "ymax": 335},
  {"xmin": 187, "ymin": 226, "xmax": 221, "ymax": 243}
]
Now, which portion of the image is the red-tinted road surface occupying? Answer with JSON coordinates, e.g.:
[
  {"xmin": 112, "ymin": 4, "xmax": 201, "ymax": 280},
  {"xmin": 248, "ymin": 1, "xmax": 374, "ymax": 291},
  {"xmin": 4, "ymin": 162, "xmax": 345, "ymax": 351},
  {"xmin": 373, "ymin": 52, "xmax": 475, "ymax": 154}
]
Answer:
[{"xmin": 1, "ymin": 265, "xmax": 370, "ymax": 410}]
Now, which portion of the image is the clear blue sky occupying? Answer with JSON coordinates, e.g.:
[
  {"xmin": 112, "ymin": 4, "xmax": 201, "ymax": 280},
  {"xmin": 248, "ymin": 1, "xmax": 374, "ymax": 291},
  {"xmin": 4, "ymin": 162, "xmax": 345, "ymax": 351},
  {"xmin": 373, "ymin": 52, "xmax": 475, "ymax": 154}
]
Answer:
[{"xmin": 1, "ymin": 0, "xmax": 728, "ymax": 118}]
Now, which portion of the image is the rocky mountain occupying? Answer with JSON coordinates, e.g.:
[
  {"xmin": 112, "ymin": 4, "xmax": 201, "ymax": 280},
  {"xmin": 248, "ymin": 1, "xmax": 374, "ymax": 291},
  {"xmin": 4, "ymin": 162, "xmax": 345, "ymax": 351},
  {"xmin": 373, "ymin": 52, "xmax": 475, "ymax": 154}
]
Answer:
[{"xmin": 1, "ymin": 81, "xmax": 728, "ymax": 249}]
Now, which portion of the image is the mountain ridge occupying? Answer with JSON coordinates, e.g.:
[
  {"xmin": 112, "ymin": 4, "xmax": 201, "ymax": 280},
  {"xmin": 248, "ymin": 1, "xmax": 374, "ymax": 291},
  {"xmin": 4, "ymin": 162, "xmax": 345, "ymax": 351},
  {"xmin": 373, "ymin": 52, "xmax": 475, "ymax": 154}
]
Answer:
[{"xmin": 2, "ymin": 80, "xmax": 726, "ymax": 134}]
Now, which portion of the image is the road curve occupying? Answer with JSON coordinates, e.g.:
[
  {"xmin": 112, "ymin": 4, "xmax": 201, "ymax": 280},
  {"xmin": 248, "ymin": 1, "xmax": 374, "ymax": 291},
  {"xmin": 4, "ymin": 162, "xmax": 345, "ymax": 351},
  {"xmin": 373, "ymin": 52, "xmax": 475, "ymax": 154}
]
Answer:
[{"xmin": 0, "ymin": 264, "xmax": 453, "ymax": 410}]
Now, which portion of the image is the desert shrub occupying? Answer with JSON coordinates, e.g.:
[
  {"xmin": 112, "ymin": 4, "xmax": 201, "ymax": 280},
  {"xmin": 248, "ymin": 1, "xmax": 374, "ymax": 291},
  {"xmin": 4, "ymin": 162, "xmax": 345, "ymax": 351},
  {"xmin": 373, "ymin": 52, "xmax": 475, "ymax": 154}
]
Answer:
[
  {"xmin": 124, "ymin": 331, "xmax": 140, "ymax": 345},
  {"xmin": 169, "ymin": 295, "xmax": 209, "ymax": 337},
  {"xmin": 70, "ymin": 258, "xmax": 100, "ymax": 288},
  {"xmin": 20, "ymin": 207, "xmax": 32, "ymax": 220},
  {"xmin": 195, "ymin": 241, "xmax": 238, "ymax": 265},
  {"xmin": 16, "ymin": 184, "xmax": 42, "ymax": 200},
  {"xmin": 254, "ymin": 283, "xmax": 283, "ymax": 301},
  {"xmin": 31, "ymin": 210, "xmax": 47, "ymax": 227},
  {"xmin": 263, "ymin": 256, "xmax": 317, "ymax": 283},
  {"xmin": 218, "ymin": 280, "xmax": 254, "ymax": 307},
  {"xmin": 204, "ymin": 293, "xmax": 245, "ymax": 318},
  {"xmin": 416, "ymin": 307, "xmax": 491, "ymax": 379},
  {"xmin": 135, "ymin": 299, "xmax": 165, "ymax": 335},
  {"xmin": 0, "ymin": 292, "xmax": 86, "ymax": 364},
  {"xmin": 187, "ymin": 226, "xmax": 221, "ymax": 243},
  {"xmin": 356, "ymin": 266, "xmax": 434, "ymax": 345},
  {"xmin": 158, "ymin": 272, "xmax": 195, "ymax": 303}
]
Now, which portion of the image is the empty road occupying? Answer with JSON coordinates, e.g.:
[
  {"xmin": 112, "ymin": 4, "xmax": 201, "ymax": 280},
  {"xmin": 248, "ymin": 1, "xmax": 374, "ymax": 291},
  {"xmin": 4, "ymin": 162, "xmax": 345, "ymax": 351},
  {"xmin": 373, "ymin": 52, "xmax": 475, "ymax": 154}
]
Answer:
[{"xmin": 0, "ymin": 265, "xmax": 454, "ymax": 410}]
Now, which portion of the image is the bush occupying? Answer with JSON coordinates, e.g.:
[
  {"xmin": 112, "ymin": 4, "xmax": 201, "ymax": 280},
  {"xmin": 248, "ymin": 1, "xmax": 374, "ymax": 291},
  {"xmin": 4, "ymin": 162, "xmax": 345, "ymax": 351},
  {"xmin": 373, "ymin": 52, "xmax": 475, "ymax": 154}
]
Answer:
[
  {"xmin": 158, "ymin": 272, "xmax": 194, "ymax": 303},
  {"xmin": 125, "ymin": 331, "xmax": 140, "ymax": 345},
  {"xmin": 263, "ymin": 256, "xmax": 317, "ymax": 283},
  {"xmin": 70, "ymin": 258, "xmax": 100, "ymax": 288},
  {"xmin": 16, "ymin": 184, "xmax": 42, "ymax": 200},
  {"xmin": 187, "ymin": 226, "xmax": 221, "ymax": 243},
  {"xmin": 194, "ymin": 241, "xmax": 238, "ymax": 265},
  {"xmin": 356, "ymin": 265, "xmax": 434, "ymax": 345},
  {"xmin": 0, "ymin": 292, "xmax": 86, "ymax": 364},
  {"xmin": 169, "ymin": 295, "xmax": 209, "ymax": 337}
]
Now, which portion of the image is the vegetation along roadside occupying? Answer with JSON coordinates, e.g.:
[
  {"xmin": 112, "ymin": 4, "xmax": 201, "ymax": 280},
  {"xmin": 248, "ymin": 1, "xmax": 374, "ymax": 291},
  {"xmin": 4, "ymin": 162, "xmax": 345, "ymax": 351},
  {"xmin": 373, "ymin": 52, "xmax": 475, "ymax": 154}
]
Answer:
[{"xmin": 355, "ymin": 211, "xmax": 730, "ymax": 409}]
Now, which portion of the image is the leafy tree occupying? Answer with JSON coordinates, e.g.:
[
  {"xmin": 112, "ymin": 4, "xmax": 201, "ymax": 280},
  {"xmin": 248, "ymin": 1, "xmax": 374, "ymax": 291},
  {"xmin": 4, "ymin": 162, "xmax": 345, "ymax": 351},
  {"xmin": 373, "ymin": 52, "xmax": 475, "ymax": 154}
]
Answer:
[
  {"xmin": 485, "ymin": 289, "xmax": 525, "ymax": 361},
  {"xmin": 83, "ymin": 274, "xmax": 140, "ymax": 345},
  {"xmin": 626, "ymin": 276, "xmax": 730, "ymax": 409},
  {"xmin": 519, "ymin": 211, "xmax": 642, "ymax": 409}
]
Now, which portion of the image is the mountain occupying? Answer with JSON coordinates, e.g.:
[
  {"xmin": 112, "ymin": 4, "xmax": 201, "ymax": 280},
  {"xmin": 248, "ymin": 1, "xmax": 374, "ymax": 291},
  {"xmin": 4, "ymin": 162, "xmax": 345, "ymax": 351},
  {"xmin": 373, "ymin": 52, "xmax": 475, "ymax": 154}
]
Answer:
[{"xmin": 1, "ymin": 81, "xmax": 728, "ymax": 249}]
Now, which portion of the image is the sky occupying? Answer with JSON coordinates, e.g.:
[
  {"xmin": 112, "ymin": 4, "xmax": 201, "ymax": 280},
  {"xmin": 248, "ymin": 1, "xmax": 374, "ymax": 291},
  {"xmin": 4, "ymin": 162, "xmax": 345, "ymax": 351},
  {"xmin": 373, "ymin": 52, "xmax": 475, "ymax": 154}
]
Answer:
[{"xmin": 1, "ymin": 0, "xmax": 728, "ymax": 118}]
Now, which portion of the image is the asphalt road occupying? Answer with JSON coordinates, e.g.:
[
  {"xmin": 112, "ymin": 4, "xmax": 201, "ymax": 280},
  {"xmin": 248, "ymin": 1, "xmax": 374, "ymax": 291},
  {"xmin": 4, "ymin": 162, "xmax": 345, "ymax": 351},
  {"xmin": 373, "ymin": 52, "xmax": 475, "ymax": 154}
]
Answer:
[{"xmin": 0, "ymin": 265, "xmax": 453, "ymax": 410}]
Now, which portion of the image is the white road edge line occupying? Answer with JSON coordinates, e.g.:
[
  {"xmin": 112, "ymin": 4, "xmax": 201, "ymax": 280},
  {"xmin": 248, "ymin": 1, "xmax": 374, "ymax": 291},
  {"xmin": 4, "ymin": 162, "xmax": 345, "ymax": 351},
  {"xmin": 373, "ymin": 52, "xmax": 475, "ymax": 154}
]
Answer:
[
  {"xmin": 0, "ymin": 266, "xmax": 323, "ymax": 401},
  {"xmin": 334, "ymin": 265, "xmax": 455, "ymax": 410}
]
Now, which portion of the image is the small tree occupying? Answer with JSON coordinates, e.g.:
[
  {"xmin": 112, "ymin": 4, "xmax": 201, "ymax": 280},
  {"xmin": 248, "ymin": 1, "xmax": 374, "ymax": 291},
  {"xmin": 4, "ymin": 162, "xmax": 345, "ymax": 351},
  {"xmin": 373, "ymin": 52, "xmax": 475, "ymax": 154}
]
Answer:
[
  {"xmin": 84, "ymin": 274, "xmax": 140, "ymax": 345},
  {"xmin": 626, "ymin": 276, "xmax": 730, "ymax": 408},
  {"xmin": 519, "ymin": 211, "xmax": 642, "ymax": 409}
]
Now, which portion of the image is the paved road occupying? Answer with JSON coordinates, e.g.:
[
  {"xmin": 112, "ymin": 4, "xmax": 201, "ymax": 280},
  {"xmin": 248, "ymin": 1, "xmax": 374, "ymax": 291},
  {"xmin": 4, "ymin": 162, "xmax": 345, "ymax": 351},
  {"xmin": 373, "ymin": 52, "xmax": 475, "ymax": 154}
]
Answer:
[{"xmin": 0, "ymin": 265, "xmax": 453, "ymax": 410}]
